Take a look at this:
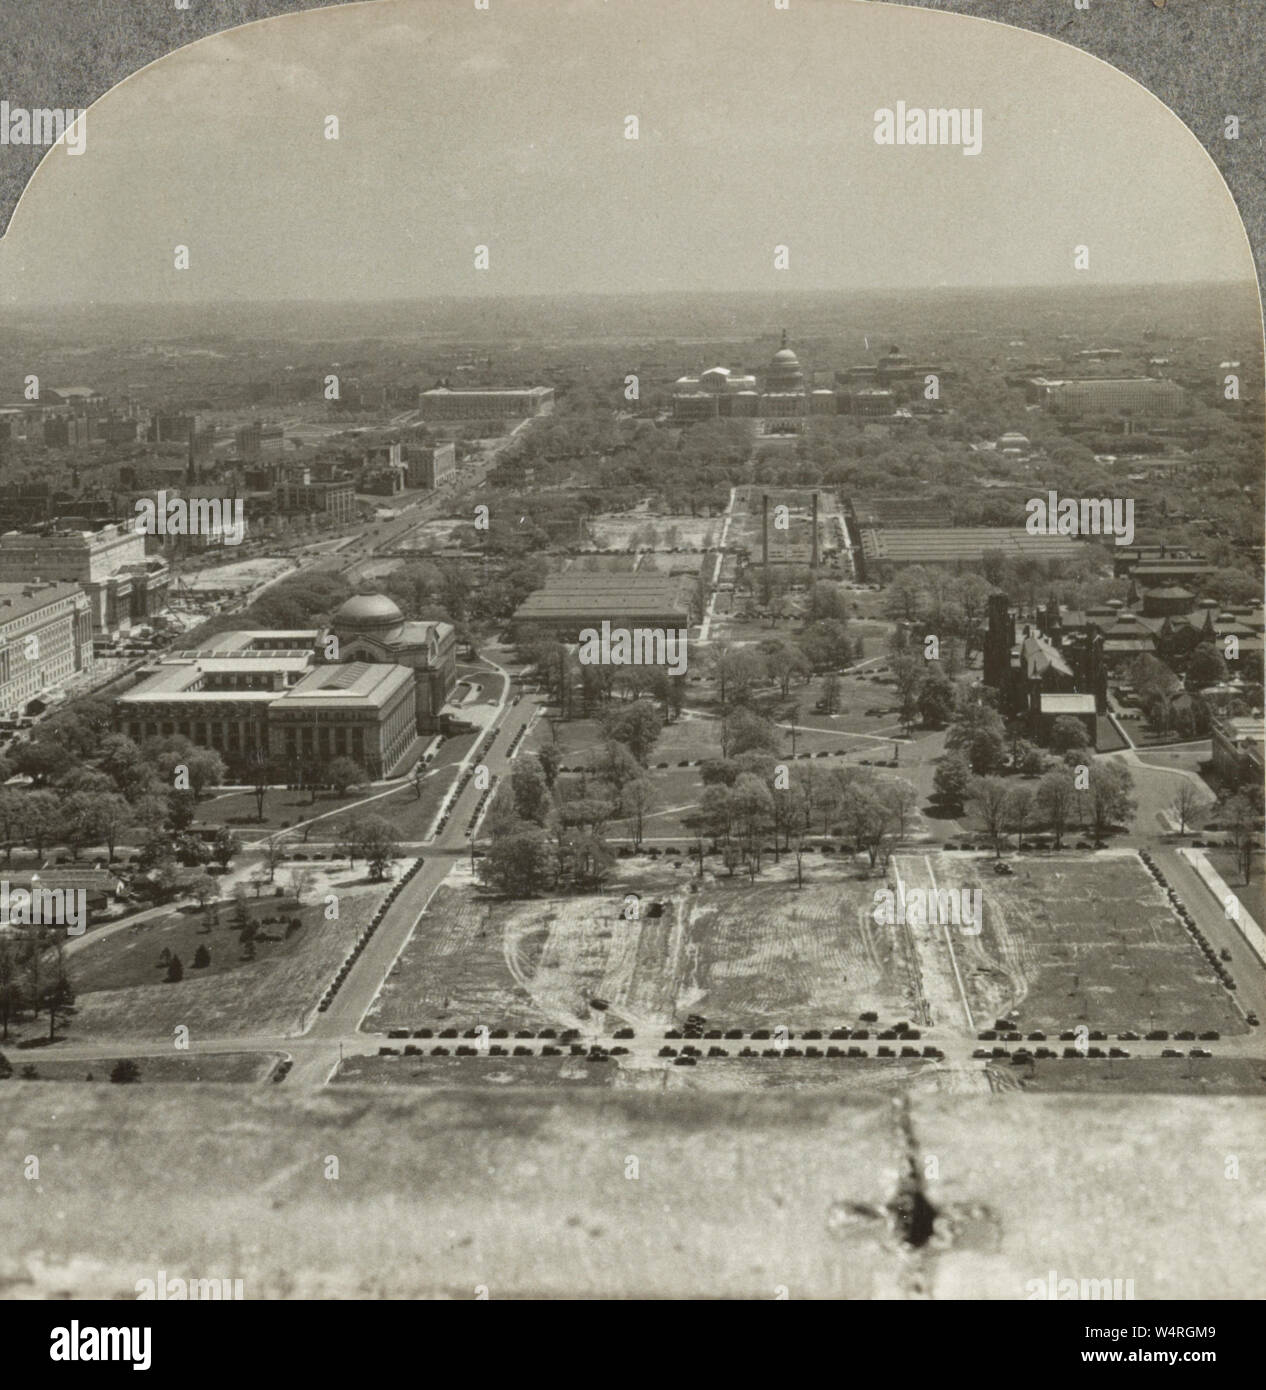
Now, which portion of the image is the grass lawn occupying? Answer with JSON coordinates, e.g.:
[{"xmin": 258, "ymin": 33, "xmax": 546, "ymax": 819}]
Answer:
[
  {"xmin": 198, "ymin": 732, "xmax": 475, "ymax": 837},
  {"xmin": 7, "ymin": 1053, "xmax": 279, "ymax": 1084},
  {"xmin": 1206, "ymin": 849, "xmax": 1266, "ymax": 925},
  {"xmin": 61, "ymin": 878, "xmax": 394, "ymax": 1041}
]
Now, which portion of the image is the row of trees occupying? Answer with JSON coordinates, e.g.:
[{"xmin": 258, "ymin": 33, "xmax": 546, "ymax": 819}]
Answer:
[
  {"xmin": 939, "ymin": 760, "xmax": 1138, "ymax": 850},
  {"xmin": 0, "ymin": 929, "xmax": 74, "ymax": 1042}
]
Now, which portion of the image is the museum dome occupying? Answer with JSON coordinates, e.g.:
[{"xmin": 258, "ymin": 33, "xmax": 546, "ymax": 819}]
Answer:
[{"xmin": 333, "ymin": 592, "xmax": 405, "ymax": 632}]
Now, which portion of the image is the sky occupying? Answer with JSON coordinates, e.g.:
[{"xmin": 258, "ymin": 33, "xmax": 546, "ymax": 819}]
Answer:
[{"xmin": 0, "ymin": 0, "xmax": 1256, "ymax": 304}]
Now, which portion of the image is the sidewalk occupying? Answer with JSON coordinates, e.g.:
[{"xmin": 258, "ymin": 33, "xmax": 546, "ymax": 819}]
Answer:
[{"xmin": 1179, "ymin": 846, "xmax": 1266, "ymax": 967}]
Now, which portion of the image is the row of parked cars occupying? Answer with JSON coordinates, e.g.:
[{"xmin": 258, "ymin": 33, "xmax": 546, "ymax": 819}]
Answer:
[
  {"xmin": 385, "ymin": 1025, "xmax": 610, "ymax": 1040},
  {"xmin": 378, "ymin": 1043, "xmax": 628, "ymax": 1059},
  {"xmin": 980, "ymin": 1024, "xmax": 1223, "ymax": 1043},
  {"xmin": 317, "ymin": 856, "xmax": 426, "ymax": 1013},
  {"xmin": 664, "ymin": 1012, "xmax": 916, "ymax": 1042},
  {"xmin": 1138, "ymin": 847, "xmax": 1253, "ymax": 1014},
  {"xmin": 974, "ymin": 1044, "xmax": 1215, "ymax": 1061},
  {"xmin": 660, "ymin": 1044, "xmax": 943, "ymax": 1060}
]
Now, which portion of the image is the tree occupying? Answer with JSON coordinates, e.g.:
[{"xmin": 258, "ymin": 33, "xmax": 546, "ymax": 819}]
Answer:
[
  {"xmin": 621, "ymin": 779, "xmax": 655, "ymax": 849},
  {"xmin": 807, "ymin": 580, "xmax": 850, "ymax": 622},
  {"xmin": 326, "ymin": 757, "xmax": 367, "ymax": 796},
  {"xmin": 1170, "ymin": 781, "xmax": 1203, "ymax": 836},
  {"xmin": 263, "ymin": 835, "xmax": 289, "ymax": 883},
  {"xmin": 110, "ymin": 1059, "xmax": 141, "ymax": 1084},
  {"xmin": 1083, "ymin": 762, "xmax": 1137, "ymax": 841},
  {"xmin": 511, "ymin": 758, "xmax": 551, "ymax": 824},
  {"xmin": 933, "ymin": 753, "xmax": 971, "ymax": 810},
  {"xmin": 889, "ymin": 655, "xmax": 925, "ymax": 734},
  {"xmin": 0, "ymin": 935, "xmax": 18, "ymax": 1040},
  {"xmin": 559, "ymin": 830, "xmax": 615, "ymax": 889},
  {"xmin": 761, "ymin": 639, "xmax": 811, "ymax": 697},
  {"xmin": 1187, "ymin": 643, "xmax": 1228, "ymax": 688},
  {"xmin": 917, "ymin": 672, "xmax": 956, "ymax": 729},
  {"xmin": 1036, "ymin": 769, "xmax": 1075, "ymax": 849},
  {"xmin": 697, "ymin": 784, "xmax": 735, "ymax": 844},
  {"xmin": 875, "ymin": 778, "xmax": 916, "ymax": 842},
  {"xmin": 604, "ymin": 700, "xmax": 663, "ymax": 765},
  {"xmin": 800, "ymin": 619, "xmax": 851, "ymax": 673},
  {"xmin": 98, "ymin": 733, "xmax": 155, "ymax": 800},
  {"xmin": 44, "ymin": 942, "xmax": 73, "ymax": 1041},
  {"xmin": 289, "ymin": 866, "xmax": 316, "ymax": 902},
  {"xmin": 192, "ymin": 944, "xmax": 211, "ymax": 969},
  {"xmin": 22, "ymin": 791, "xmax": 63, "ymax": 859},
  {"xmin": 0, "ymin": 790, "xmax": 27, "ymax": 864},
  {"xmin": 1014, "ymin": 740, "xmax": 1048, "ymax": 778},
  {"xmin": 151, "ymin": 859, "xmax": 187, "ymax": 904},
  {"xmin": 12, "ymin": 738, "xmax": 74, "ymax": 787},
  {"xmin": 710, "ymin": 644, "xmax": 766, "ymax": 708},
  {"xmin": 189, "ymin": 873, "xmax": 219, "ymax": 923},
  {"xmin": 884, "ymin": 568, "xmax": 930, "ymax": 624},
  {"xmin": 183, "ymin": 750, "xmax": 227, "ymax": 798},
  {"xmin": 1005, "ymin": 786, "xmax": 1035, "ymax": 851},
  {"xmin": 355, "ymin": 815, "xmax": 399, "ymax": 881},
  {"xmin": 968, "ymin": 727, "xmax": 1007, "ymax": 777},
  {"xmin": 213, "ymin": 827, "xmax": 240, "ymax": 868},
  {"xmin": 477, "ymin": 825, "xmax": 557, "ymax": 896},
  {"xmin": 819, "ymin": 672, "xmax": 841, "ymax": 716},
  {"xmin": 65, "ymin": 791, "xmax": 131, "ymax": 862},
  {"xmin": 248, "ymin": 748, "xmax": 273, "ymax": 821},
  {"xmin": 724, "ymin": 708, "xmax": 780, "ymax": 760},
  {"xmin": 1223, "ymin": 794, "xmax": 1259, "ymax": 885},
  {"xmin": 591, "ymin": 740, "xmax": 641, "ymax": 796},
  {"xmin": 166, "ymin": 788, "xmax": 197, "ymax": 834},
  {"xmin": 165, "ymin": 954, "xmax": 184, "ymax": 983},
  {"xmin": 731, "ymin": 773, "xmax": 774, "ymax": 857},
  {"xmin": 841, "ymin": 786, "xmax": 897, "ymax": 869},
  {"xmin": 1049, "ymin": 716, "xmax": 1091, "ymax": 756},
  {"xmin": 968, "ymin": 776, "xmax": 1011, "ymax": 857},
  {"xmin": 536, "ymin": 746, "xmax": 561, "ymax": 790}
]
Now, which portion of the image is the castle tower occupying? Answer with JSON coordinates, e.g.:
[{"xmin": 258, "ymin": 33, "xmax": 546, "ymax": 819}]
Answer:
[{"xmin": 983, "ymin": 592, "xmax": 1013, "ymax": 691}]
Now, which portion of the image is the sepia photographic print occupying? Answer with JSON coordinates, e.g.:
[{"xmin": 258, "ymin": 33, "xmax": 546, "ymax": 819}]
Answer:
[{"xmin": 0, "ymin": 0, "xmax": 1262, "ymax": 1345}]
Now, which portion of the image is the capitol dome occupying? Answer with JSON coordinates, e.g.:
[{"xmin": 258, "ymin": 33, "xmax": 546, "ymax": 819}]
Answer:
[
  {"xmin": 332, "ymin": 592, "xmax": 405, "ymax": 633},
  {"xmin": 765, "ymin": 331, "xmax": 805, "ymax": 390}
]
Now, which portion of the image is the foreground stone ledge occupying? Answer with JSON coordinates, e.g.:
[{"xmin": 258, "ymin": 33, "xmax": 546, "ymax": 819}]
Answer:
[{"xmin": 0, "ymin": 1086, "xmax": 1260, "ymax": 1299}]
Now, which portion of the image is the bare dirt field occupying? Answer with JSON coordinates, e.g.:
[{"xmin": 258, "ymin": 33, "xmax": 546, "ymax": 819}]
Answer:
[
  {"xmin": 922, "ymin": 853, "xmax": 1245, "ymax": 1036},
  {"xmin": 363, "ymin": 869, "xmax": 918, "ymax": 1035},
  {"xmin": 335, "ymin": 1055, "xmax": 619, "ymax": 1088},
  {"xmin": 585, "ymin": 513, "xmax": 721, "ymax": 550},
  {"xmin": 333, "ymin": 1053, "xmax": 956, "ymax": 1095},
  {"xmin": 181, "ymin": 556, "xmax": 294, "ymax": 594},
  {"xmin": 994, "ymin": 1057, "xmax": 1266, "ymax": 1096}
]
